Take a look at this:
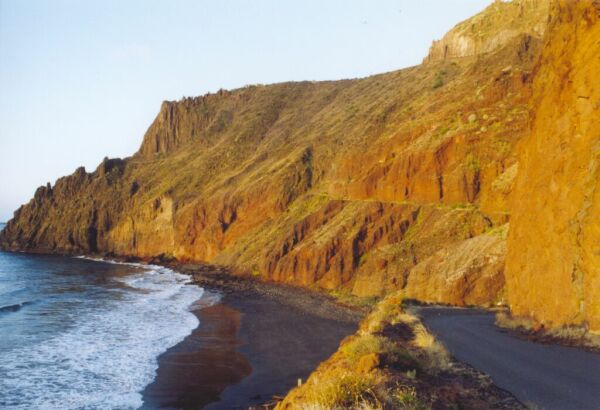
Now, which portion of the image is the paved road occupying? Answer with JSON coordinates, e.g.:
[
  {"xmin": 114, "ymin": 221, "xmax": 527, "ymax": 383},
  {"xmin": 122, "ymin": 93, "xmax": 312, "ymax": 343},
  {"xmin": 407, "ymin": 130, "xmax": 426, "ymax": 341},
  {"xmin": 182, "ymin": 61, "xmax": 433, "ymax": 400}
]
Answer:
[{"xmin": 418, "ymin": 307, "xmax": 600, "ymax": 410}]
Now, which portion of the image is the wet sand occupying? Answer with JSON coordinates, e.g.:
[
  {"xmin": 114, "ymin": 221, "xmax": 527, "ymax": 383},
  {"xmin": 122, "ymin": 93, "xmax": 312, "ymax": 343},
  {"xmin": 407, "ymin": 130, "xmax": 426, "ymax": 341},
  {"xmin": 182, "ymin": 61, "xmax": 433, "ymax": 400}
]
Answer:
[
  {"xmin": 141, "ymin": 300, "xmax": 251, "ymax": 409},
  {"xmin": 142, "ymin": 268, "xmax": 361, "ymax": 409}
]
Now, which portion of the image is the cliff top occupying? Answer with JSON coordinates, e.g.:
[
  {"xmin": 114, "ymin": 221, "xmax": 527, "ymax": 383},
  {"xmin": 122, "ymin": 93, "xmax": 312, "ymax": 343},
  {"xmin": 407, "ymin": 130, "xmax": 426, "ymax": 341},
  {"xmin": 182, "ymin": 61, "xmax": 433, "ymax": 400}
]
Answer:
[{"xmin": 424, "ymin": 0, "xmax": 550, "ymax": 63}]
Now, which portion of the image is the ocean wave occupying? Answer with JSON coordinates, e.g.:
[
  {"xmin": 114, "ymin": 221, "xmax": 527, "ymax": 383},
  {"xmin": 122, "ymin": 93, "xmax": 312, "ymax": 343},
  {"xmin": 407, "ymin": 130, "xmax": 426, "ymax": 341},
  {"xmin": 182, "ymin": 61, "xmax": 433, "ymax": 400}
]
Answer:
[
  {"xmin": 0, "ymin": 300, "xmax": 35, "ymax": 314},
  {"xmin": 0, "ymin": 259, "xmax": 209, "ymax": 409}
]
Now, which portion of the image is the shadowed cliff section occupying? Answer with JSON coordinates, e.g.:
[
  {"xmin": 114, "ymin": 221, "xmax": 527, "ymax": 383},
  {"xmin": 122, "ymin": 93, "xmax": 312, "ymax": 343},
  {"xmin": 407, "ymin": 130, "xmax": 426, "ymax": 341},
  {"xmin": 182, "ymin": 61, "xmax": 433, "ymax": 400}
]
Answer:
[{"xmin": 1, "ymin": 0, "xmax": 550, "ymax": 307}]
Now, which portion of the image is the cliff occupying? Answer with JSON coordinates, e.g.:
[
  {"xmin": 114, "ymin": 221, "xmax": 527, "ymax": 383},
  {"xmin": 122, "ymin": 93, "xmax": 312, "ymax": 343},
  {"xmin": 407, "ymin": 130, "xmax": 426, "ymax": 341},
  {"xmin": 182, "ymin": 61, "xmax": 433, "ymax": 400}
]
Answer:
[
  {"xmin": 1, "ymin": 0, "xmax": 550, "ymax": 308},
  {"xmin": 505, "ymin": 0, "xmax": 600, "ymax": 331},
  {"xmin": 424, "ymin": 0, "xmax": 550, "ymax": 62}
]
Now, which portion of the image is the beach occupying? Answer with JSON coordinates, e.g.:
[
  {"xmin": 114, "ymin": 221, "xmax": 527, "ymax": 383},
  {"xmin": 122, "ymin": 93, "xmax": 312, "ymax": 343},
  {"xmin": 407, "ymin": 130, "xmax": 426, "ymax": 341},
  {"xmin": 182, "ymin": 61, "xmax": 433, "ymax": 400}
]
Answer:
[{"xmin": 142, "ymin": 265, "xmax": 362, "ymax": 409}]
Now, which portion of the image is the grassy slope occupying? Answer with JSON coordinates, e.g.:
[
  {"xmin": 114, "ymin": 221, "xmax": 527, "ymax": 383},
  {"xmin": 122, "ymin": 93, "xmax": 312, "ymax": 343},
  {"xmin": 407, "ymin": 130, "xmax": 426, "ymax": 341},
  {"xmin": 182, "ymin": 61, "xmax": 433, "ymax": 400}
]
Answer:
[{"xmin": 0, "ymin": 1, "xmax": 544, "ymax": 306}]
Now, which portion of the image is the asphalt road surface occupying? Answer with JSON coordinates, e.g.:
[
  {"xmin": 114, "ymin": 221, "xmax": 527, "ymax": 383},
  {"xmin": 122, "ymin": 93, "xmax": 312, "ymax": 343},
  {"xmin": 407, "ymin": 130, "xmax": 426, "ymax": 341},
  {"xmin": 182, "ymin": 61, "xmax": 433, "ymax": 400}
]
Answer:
[{"xmin": 418, "ymin": 307, "xmax": 600, "ymax": 410}]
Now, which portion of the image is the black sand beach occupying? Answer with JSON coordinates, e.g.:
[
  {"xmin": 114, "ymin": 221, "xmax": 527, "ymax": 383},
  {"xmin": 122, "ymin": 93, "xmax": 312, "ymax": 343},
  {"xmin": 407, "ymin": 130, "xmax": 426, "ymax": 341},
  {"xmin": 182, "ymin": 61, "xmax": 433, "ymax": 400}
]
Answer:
[
  {"xmin": 142, "ymin": 266, "xmax": 361, "ymax": 409},
  {"xmin": 141, "ymin": 300, "xmax": 251, "ymax": 409}
]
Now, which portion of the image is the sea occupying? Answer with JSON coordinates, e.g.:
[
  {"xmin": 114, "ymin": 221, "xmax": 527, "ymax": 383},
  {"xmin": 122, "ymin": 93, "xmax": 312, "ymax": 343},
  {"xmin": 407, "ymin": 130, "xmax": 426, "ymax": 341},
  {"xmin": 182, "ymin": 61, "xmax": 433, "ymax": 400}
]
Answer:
[{"xmin": 0, "ymin": 223, "xmax": 206, "ymax": 409}]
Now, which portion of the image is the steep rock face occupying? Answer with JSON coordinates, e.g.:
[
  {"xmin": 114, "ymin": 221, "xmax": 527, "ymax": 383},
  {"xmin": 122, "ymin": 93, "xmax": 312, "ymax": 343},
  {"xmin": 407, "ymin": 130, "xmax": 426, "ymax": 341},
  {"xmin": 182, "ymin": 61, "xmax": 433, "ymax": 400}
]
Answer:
[
  {"xmin": 1, "ymin": 1, "xmax": 552, "ymax": 307},
  {"xmin": 344, "ymin": 204, "xmax": 495, "ymax": 298},
  {"xmin": 424, "ymin": 0, "xmax": 549, "ymax": 63},
  {"xmin": 139, "ymin": 90, "xmax": 243, "ymax": 157},
  {"xmin": 216, "ymin": 200, "xmax": 496, "ymax": 296},
  {"xmin": 404, "ymin": 225, "xmax": 507, "ymax": 306},
  {"xmin": 505, "ymin": 0, "xmax": 600, "ymax": 330},
  {"xmin": 331, "ymin": 34, "xmax": 541, "ymax": 222},
  {"xmin": 1, "ymin": 160, "xmax": 128, "ymax": 254}
]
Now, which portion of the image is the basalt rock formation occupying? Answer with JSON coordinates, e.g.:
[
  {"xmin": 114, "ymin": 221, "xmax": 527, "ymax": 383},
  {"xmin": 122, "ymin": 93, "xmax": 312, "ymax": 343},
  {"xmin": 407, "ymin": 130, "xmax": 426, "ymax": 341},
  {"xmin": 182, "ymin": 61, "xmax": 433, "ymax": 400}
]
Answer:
[
  {"xmin": 505, "ymin": 0, "xmax": 600, "ymax": 331},
  {"xmin": 1, "ymin": 0, "xmax": 555, "ymax": 309}
]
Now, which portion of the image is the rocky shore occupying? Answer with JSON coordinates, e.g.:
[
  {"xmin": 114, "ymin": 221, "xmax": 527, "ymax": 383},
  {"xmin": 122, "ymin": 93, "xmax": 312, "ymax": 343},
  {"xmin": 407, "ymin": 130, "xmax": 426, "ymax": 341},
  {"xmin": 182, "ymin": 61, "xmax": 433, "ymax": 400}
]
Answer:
[{"xmin": 178, "ymin": 263, "xmax": 364, "ymax": 323}]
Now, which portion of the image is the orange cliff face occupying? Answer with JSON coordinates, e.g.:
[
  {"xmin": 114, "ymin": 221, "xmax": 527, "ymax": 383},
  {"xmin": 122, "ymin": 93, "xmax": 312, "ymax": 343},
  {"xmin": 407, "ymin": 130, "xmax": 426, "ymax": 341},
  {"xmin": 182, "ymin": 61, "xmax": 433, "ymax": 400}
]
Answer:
[
  {"xmin": 505, "ymin": 0, "xmax": 600, "ymax": 331},
  {"xmin": 0, "ymin": 0, "xmax": 553, "ymax": 307}
]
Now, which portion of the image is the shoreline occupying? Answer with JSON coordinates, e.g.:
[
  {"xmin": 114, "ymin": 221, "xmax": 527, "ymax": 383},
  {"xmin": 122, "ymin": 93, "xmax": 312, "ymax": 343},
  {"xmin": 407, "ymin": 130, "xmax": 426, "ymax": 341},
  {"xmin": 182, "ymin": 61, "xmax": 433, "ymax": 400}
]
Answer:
[
  {"xmin": 144, "ymin": 262, "xmax": 362, "ymax": 409},
  {"xmin": 141, "ymin": 291, "xmax": 252, "ymax": 409},
  {"xmin": 1, "ymin": 250, "xmax": 362, "ymax": 408},
  {"xmin": 2, "ymin": 250, "xmax": 596, "ymax": 408}
]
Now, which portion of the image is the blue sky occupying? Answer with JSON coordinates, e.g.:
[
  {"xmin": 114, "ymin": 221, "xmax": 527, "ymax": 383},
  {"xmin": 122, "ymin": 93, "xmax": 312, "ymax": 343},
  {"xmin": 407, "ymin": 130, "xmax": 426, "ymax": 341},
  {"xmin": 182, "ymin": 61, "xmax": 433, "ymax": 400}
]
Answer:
[{"xmin": 0, "ymin": 0, "xmax": 490, "ymax": 221}]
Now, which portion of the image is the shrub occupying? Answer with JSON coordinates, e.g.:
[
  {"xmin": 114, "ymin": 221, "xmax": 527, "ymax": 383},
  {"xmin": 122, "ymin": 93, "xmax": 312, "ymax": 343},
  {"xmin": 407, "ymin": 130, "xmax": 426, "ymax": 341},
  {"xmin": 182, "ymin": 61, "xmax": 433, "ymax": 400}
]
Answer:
[
  {"xmin": 583, "ymin": 332, "xmax": 600, "ymax": 349},
  {"xmin": 390, "ymin": 385, "xmax": 430, "ymax": 410},
  {"xmin": 432, "ymin": 75, "xmax": 444, "ymax": 89},
  {"xmin": 496, "ymin": 312, "xmax": 600, "ymax": 349},
  {"xmin": 305, "ymin": 372, "xmax": 380, "ymax": 409},
  {"xmin": 412, "ymin": 324, "xmax": 451, "ymax": 374},
  {"xmin": 341, "ymin": 335, "xmax": 397, "ymax": 360},
  {"xmin": 463, "ymin": 153, "xmax": 481, "ymax": 172},
  {"xmin": 495, "ymin": 311, "xmax": 536, "ymax": 330}
]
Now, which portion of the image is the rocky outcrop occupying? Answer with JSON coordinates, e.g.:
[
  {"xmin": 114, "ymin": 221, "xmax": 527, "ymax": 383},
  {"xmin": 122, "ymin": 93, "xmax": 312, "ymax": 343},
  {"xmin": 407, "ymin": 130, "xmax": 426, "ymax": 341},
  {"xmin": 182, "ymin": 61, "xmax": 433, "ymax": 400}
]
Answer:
[
  {"xmin": 404, "ymin": 225, "xmax": 507, "ymax": 306},
  {"xmin": 138, "ymin": 91, "xmax": 233, "ymax": 157},
  {"xmin": 424, "ymin": 0, "xmax": 549, "ymax": 63},
  {"xmin": 0, "ymin": 1, "xmax": 553, "ymax": 308},
  {"xmin": 505, "ymin": 0, "xmax": 600, "ymax": 331}
]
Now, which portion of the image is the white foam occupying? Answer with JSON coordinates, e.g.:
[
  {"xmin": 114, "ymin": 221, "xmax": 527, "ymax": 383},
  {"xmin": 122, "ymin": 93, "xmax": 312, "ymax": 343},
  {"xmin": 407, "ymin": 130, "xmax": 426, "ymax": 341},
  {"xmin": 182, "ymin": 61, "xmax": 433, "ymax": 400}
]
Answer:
[{"xmin": 0, "ymin": 262, "xmax": 206, "ymax": 410}]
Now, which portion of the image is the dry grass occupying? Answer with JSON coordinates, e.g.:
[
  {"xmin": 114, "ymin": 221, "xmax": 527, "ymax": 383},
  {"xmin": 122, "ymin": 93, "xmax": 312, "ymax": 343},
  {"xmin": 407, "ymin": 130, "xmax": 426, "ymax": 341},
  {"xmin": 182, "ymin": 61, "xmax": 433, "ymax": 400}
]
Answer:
[
  {"xmin": 359, "ymin": 293, "xmax": 452, "ymax": 374},
  {"xmin": 548, "ymin": 327, "xmax": 600, "ymax": 349},
  {"xmin": 299, "ymin": 372, "xmax": 432, "ymax": 410},
  {"xmin": 496, "ymin": 311, "xmax": 600, "ymax": 349},
  {"xmin": 363, "ymin": 293, "xmax": 406, "ymax": 327},
  {"xmin": 282, "ymin": 292, "xmax": 439, "ymax": 409},
  {"xmin": 341, "ymin": 335, "xmax": 399, "ymax": 360},
  {"xmin": 411, "ymin": 323, "xmax": 452, "ymax": 374},
  {"xmin": 388, "ymin": 385, "xmax": 431, "ymax": 410},
  {"xmin": 495, "ymin": 311, "xmax": 537, "ymax": 330},
  {"xmin": 300, "ymin": 372, "xmax": 380, "ymax": 410}
]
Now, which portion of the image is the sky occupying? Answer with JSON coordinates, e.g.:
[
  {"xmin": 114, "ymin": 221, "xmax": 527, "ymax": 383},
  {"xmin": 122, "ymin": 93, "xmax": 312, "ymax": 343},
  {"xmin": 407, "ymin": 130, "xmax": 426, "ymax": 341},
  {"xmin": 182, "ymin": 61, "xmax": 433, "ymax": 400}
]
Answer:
[{"xmin": 0, "ymin": 0, "xmax": 490, "ymax": 222}]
